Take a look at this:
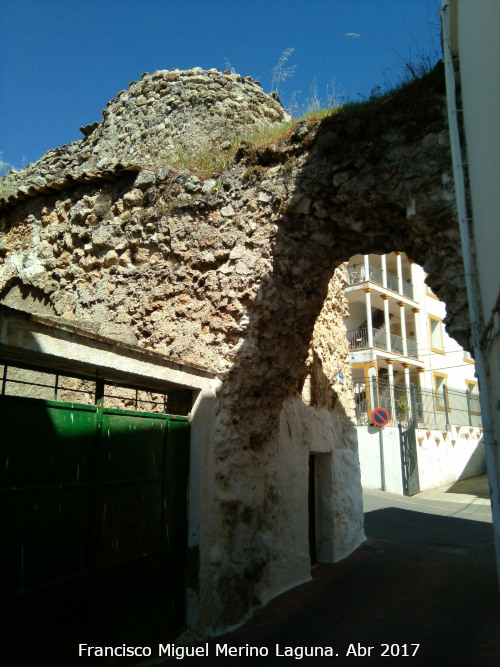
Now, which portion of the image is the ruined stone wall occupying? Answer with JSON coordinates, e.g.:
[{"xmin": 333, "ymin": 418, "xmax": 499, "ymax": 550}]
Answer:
[
  {"xmin": 0, "ymin": 67, "xmax": 289, "ymax": 203},
  {"xmin": 0, "ymin": 136, "xmax": 356, "ymax": 634},
  {"xmin": 0, "ymin": 160, "xmax": 304, "ymax": 369},
  {"xmin": 0, "ymin": 65, "xmax": 464, "ymax": 634}
]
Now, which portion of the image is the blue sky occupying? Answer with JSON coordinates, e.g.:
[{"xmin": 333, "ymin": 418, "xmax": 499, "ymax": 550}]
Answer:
[{"xmin": 0, "ymin": 0, "xmax": 441, "ymax": 171}]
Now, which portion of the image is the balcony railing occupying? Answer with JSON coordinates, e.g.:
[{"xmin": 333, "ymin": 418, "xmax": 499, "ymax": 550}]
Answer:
[
  {"xmin": 353, "ymin": 378, "xmax": 482, "ymax": 429},
  {"xmin": 407, "ymin": 338, "xmax": 418, "ymax": 358},
  {"xmin": 347, "ymin": 263, "xmax": 414, "ymax": 300},
  {"xmin": 390, "ymin": 332, "xmax": 403, "ymax": 355},
  {"xmin": 386, "ymin": 271, "xmax": 399, "ymax": 293},
  {"xmin": 373, "ymin": 328, "xmax": 387, "ymax": 350},
  {"xmin": 347, "ymin": 327, "xmax": 419, "ymax": 359},
  {"xmin": 402, "ymin": 280, "xmax": 414, "ymax": 299},
  {"xmin": 347, "ymin": 328, "xmax": 369, "ymax": 348}
]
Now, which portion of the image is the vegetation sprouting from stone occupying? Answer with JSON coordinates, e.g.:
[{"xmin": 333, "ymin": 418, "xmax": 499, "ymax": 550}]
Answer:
[{"xmin": 0, "ymin": 58, "xmax": 445, "ymax": 201}]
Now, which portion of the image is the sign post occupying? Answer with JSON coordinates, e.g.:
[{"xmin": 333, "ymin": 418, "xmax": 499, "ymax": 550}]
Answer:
[{"xmin": 371, "ymin": 408, "xmax": 390, "ymax": 491}]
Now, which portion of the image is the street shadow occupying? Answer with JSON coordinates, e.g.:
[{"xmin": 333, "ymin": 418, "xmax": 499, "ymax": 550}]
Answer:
[
  {"xmin": 153, "ymin": 504, "xmax": 499, "ymax": 667},
  {"xmin": 364, "ymin": 507, "xmax": 493, "ymax": 557}
]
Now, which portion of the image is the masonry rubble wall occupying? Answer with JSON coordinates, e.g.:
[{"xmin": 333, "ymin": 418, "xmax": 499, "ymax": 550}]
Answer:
[
  {"xmin": 0, "ymin": 67, "xmax": 289, "ymax": 203},
  {"xmin": 0, "ymin": 64, "xmax": 463, "ymax": 634}
]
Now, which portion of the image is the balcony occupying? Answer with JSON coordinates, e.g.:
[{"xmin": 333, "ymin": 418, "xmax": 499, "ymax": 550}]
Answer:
[
  {"xmin": 347, "ymin": 263, "xmax": 414, "ymax": 300},
  {"xmin": 347, "ymin": 327, "xmax": 419, "ymax": 360}
]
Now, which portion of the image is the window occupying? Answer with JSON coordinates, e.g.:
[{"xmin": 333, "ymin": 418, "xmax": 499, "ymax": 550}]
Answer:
[
  {"xmin": 464, "ymin": 350, "xmax": 475, "ymax": 364},
  {"xmin": 429, "ymin": 316, "xmax": 445, "ymax": 354},
  {"xmin": 466, "ymin": 380, "xmax": 481, "ymax": 415},
  {"xmin": 424, "ymin": 274, "xmax": 440, "ymax": 300},
  {"xmin": 433, "ymin": 372, "xmax": 448, "ymax": 411}
]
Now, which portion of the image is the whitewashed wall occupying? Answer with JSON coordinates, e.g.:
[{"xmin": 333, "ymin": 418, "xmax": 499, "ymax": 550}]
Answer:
[
  {"xmin": 357, "ymin": 426, "xmax": 404, "ymax": 494},
  {"xmin": 415, "ymin": 426, "xmax": 485, "ymax": 490},
  {"xmin": 357, "ymin": 424, "xmax": 485, "ymax": 493},
  {"xmin": 259, "ymin": 398, "xmax": 365, "ymax": 606}
]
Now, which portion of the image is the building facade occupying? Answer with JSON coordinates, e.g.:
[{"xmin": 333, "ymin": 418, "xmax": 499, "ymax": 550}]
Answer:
[
  {"xmin": 345, "ymin": 251, "xmax": 484, "ymax": 492},
  {"xmin": 345, "ymin": 251, "xmax": 479, "ymax": 414},
  {"xmin": 440, "ymin": 0, "xmax": 500, "ymax": 585}
]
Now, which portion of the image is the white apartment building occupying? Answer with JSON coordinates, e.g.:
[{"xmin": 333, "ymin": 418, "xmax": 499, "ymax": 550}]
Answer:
[
  {"xmin": 345, "ymin": 251, "xmax": 484, "ymax": 496},
  {"xmin": 344, "ymin": 251, "xmax": 480, "ymax": 426}
]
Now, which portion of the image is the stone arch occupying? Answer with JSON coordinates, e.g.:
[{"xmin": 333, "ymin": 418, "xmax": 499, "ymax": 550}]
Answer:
[
  {"xmin": 199, "ymin": 65, "xmax": 466, "ymax": 628},
  {"xmin": 0, "ymin": 65, "xmax": 465, "ymax": 635}
]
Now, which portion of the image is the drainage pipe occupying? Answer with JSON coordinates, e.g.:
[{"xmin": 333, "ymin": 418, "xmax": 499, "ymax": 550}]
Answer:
[{"xmin": 440, "ymin": 2, "xmax": 500, "ymax": 586}]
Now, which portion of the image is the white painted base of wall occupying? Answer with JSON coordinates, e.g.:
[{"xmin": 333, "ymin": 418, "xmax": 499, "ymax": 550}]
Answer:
[
  {"xmin": 357, "ymin": 424, "xmax": 485, "ymax": 493},
  {"xmin": 261, "ymin": 398, "xmax": 366, "ymax": 605},
  {"xmin": 415, "ymin": 426, "xmax": 485, "ymax": 490},
  {"xmin": 357, "ymin": 426, "xmax": 404, "ymax": 494}
]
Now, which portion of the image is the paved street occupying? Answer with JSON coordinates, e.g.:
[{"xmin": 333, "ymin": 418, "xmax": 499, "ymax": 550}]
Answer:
[{"xmin": 145, "ymin": 475, "xmax": 499, "ymax": 667}]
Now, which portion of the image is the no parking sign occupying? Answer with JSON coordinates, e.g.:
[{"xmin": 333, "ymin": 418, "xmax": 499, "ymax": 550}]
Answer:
[{"xmin": 371, "ymin": 407, "xmax": 390, "ymax": 427}]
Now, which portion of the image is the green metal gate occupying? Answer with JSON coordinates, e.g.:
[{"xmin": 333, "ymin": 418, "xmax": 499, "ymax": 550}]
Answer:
[
  {"xmin": 0, "ymin": 366, "xmax": 190, "ymax": 664},
  {"xmin": 398, "ymin": 386, "xmax": 420, "ymax": 496}
]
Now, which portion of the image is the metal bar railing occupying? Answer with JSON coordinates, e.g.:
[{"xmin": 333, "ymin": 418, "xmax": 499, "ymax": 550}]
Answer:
[
  {"xmin": 353, "ymin": 378, "xmax": 482, "ymax": 429},
  {"xmin": 0, "ymin": 362, "xmax": 191, "ymax": 415},
  {"xmin": 347, "ymin": 329, "xmax": 418, "ymax": 359},
  {"xmin": 346, "ymin": 328, "xmax": 368, "ymax": 349},
  {"xmin": 347, "ymin": 263, "xmax": 414, "ymax": 299}
]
